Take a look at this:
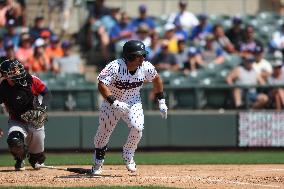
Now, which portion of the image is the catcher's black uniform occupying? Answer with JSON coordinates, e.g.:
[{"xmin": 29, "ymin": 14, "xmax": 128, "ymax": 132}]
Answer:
[{"xmin": 0, "ymin": 59, "xmax": 49, "ymax": 170}]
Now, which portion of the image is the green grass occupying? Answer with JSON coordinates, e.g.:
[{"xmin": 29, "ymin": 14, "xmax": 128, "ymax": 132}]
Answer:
[{"xmin": 1, "ymin": 151, "xmax": 284, "ymax": 166}]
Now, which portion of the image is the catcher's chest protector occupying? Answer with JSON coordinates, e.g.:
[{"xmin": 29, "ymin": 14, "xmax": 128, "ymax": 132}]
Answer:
[{"xmin": 1, "ymin": 81, "xmax": 34, "ymax": 117}]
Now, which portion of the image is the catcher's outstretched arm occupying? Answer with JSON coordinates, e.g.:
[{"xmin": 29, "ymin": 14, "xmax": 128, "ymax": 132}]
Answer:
[{"xmin": 40, "ymin": 88, "xmax": 51, "ymax": 108}]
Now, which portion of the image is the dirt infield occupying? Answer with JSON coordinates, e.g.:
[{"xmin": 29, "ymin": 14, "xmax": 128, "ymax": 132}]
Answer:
[{"xmin": 0, "ymin": 164, "xmax": 284, "ymax": 189}]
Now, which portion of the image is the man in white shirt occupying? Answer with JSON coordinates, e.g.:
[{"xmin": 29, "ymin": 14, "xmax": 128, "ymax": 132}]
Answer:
[
  {"xmin": 167, "ymin": 0, "xmax": 199, "ymax": 30},
  {"xmin": 252, "ymin": 45, "xmax": 272, "ymax": 82}
]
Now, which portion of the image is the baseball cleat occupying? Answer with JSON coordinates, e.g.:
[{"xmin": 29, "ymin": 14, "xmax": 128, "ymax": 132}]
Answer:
[
  {"xmin": 91, "ymin": 164, "xmax": 103, "ymax": 174},
  {"xmin": 34, "ymin": 162, "xmax": 45, "ymax": 170},
  {"xmin": 126, "ymin": 159, "xmax": 136, "ymax": 172},
  {"xmin": 15, "ymin": 159, "xmax": 25, "ymax": 171}
]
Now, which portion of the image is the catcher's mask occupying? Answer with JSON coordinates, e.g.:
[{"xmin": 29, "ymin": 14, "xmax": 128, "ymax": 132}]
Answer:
[{"xmin": 0, "ymin": 59, "xmax": 28, "ymax": 86}]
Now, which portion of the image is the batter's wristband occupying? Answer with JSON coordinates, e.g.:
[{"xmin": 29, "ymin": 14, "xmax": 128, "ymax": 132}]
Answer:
[
  {"xmin": 155, "ymin": 92, "xmax": 165, "ymax": 100},
  {"xmin": 106, "ymin": 95, "xmax": 116, "ymax": 104}
]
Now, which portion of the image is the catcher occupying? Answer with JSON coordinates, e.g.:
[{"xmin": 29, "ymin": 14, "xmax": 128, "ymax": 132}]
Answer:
[{"xmin": 0, "ymin": 59, "xmax": 50, "ymax": 171}]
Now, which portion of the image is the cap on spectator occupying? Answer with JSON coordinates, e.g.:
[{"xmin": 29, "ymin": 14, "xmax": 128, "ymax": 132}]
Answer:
[
  {"xmin": 4, "ymin": 40, "xmax": 14, "ymax": 50},
  {"xmin": 253, "ymin": 45, "xmax": 263, "ymax": 54},
  {"xmin": 243, "ymin": 55, "xmax": 255, "ymax": 63},
  {"xmin": 136, "ymin": 23, "xmax": 149, "ymax": 33},
  {"xmin": 6, "ymin": 19, "xmax": 16, "ymax": 27},
  {"xmin": 35, "ymin": 16, "xmax": 44, "ymax": 22},
  {"xmin": 34, "ymin": 38, "xmax": 45, "ymax": 47},
  {"xmin": 21, "ymin": 33, "xmax": 31, "ymax": 41},
  {"xmin": 179, "ymin": 0, "xmax": 187, "ymax": 6},
  {"xmin": 271, "ymin": 60, "xmax": 283, "ymax": 68},
  {"xmin": 50, "ymin": 35, "xmax": 60, "ymax": 43},
  {"xmin": 40, "ymin": 30, "xmax": 51, "ymax": 38},
  {"xmin": 139, "ymin": 4, "xmax": 147, "ymax": 13},
  {"xmin": 205, "ymin": 34, "xmax": 215, "ymax": 41},
  {"xmin": 198, "ymin": 14, "xmax": 208, "ymax": 20},
  {"xmin": 61, "ymin": 40, "xmax": 72, "ymax": 49},
  {"xmin": 232, "ymin": 16, "xmax": 242, "ymax": 24},
  {"xmin": 187, "ymin": 47, "xmax": 198, "ymax": 56},
  {"xmin": 164, "ymin": 23, "xmax": 176, "ymax": 31}
]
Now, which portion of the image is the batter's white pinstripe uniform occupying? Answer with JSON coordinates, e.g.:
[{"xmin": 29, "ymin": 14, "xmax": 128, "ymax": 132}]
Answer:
[{"xmin": 94, "ymin": 58, "xmax": 157, "ymax": 163}]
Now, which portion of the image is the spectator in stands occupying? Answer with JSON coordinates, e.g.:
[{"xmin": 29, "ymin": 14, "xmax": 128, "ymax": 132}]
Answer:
[
  {"xmin": 162, "ymin": 23, "xmax": 178, "ymax": 53},
  {"xmin": 53, "ymin": 40, "xmax": 84, "ymax": 74},
  {"xmin": 147, "ymin": 31, "xmax": 161, "ymax": 61},
  {"xmin": 0, "ymin": 1, "xmax": 9, "ymax": 27},
  {"xmin": 226, "ymin": 56, "xmax": 268, "ymax": 109},
  {"xmin": 175, "ymin": 38, "xmax": 188, "ymax": 69},
  {"xmin": 15, "ymin": 33, "xmax": 33, "ymax": 66},
  {"xmin": 5, "ymin": 0, "xmax": 24, "ymax": 26},
  {"xmin": 238, "ymin": 25, "xmax": 262, "ymax": 57},
  {"xmin": 100, "ymin": 7, "xmax": 120, "ymax": 34},
  {"xmin": 86, "ymin": 16, "xmax": 110, "ymax": 59},
  {"xmin": 29, "ymin": 16, "xmax": 53, "ymax": 41},
  {"xmin": 151, "ymin": 39, "xmax": 179, "ymax": 72},
  {"xmin": 267, "ymin": 60, "xmax": 284, "ymax": 110},
  {"xmin": 48, "ymin": 0, "xmax": 72, "ymax": 35},
  {"xmin": 130, "ymin": 4, "xmax": 156, "ymax": 32},
  {"xmin": 190, "ymin": 14, "xmax": 212, "ymax": 45},
  {"xmin": 252, "ymin": 45, "xmax": 272, "ymax": 82},
  {"xmin": 0, "ymin": 37, "xmax": 6, "ymax": 57},
  {"xmin": 27, "ymin": 38, "xmax": 51, "ymax": 73},
  {"xmin": 270, "ymin": 23, "xmax": 284, "ymax": 59},
  {"xmin": 200, "ymin": 34, "xmax": 225, "ymax": 65},
  {"xmin": 212, "ymin": 24, "xmax": 235, "ymax": 53},
  {"xmin": 225, "ymin": 16, "xmax": 245, "ymax": 50},
  {"xmin": 173, "ymin": 17, "xmax": 189, "ymax": 41},
  {"xmin": 4, "ymin": 40, "xmax": 16, "ymax": 59},
  {"xmin": 110, "ymin": 11, "xmax": 133, "ymax": 44},
  {"xmin": 132, "ymin": 23, "xmax": 151, "ymax": 47},
  {"xmin": 45, "ymin": 35, "xmax": 64, "ymax": 62},
  {"xmin": 3, "ymin": 18, "xmax": 20, "ymax": 49},
  {"xmin": 167, "ymin": 0, "xmax": 199, "ymax": 30},
  {"xmin": 40, "ymin": 30, "xmax": 52, "ymax": 47},
  {"xmin": 183, "ymin": 46, "xmax": 204, "ymax": 75},
  {"xmin": 89, "ymin": 0, "xmax": 110, "ymax": 19}
]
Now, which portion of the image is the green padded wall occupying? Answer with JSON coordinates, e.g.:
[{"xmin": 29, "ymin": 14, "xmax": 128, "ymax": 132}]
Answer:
[
  {"xmin": 45, "ymin": 116, "xmax": 80, "ymax": 149},
  {"xmin": 169, "ymin": 112, "xmax": 237, "ymax": 147},
  {"xmin": 0, "ymin": 116, "xmax": 9, "ymax": 150},
  {"xmin": 0, "ymin": 112, "xmax": 238, "ymax": 150}
]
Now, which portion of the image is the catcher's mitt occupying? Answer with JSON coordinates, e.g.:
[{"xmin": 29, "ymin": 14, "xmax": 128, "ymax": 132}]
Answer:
[{"xmin": 21, "ymin": 107, "xmax": 48, "ymax": 129}]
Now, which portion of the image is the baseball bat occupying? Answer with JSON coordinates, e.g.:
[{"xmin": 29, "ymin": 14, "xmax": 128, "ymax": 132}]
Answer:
[{"xmin": 36, "ymin": 164, "xmax": 92, "ymax": 174}]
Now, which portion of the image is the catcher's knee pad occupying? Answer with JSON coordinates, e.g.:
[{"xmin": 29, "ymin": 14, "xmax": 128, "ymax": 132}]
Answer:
[
  {"xmin": 7, "ymin": 131, "xmax": 27, "ymax": 160},
  {"xmin": 28, "ymin": 152, "xmax": 46, "ymax": 168},
  {"xmin": 95, "ymin": 146, "xmax": 107, "ymax": 160}
]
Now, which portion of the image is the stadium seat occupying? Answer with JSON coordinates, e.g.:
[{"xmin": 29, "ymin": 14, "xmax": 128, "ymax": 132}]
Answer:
[{"xmin": 169, "ymin": 77, "xmax": 205, "ymax": 109}]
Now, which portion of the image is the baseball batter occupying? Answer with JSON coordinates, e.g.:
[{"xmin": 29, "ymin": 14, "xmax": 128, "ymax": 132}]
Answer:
[
  {"xmin": 91, "ymin": 40, "xmax": 168, "ymax": 174},
  {"xmin": 0, "ymin": 59, "xmax": 50, "ymax": 171}
]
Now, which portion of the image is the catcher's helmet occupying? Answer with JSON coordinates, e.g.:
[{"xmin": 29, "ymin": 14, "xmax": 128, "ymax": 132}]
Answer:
[
  {"xmin": 0, "ymin": 59, "xmax": 27, "ymax": 86},
  {"xmin": 122, "ymin": 40, "xmax": 147, "ymax": 61}
]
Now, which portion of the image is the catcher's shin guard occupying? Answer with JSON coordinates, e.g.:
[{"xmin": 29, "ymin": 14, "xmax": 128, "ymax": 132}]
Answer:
[
  {"xmin": 28, "ymin": 152, "xmax": 46, "ymax": 169},
  {"xmin": 7, "ymin": 131, "xmax": 27, "ymax": 161}
]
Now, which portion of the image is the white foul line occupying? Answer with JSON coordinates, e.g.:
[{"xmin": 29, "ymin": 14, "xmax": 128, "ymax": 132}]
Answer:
[
  {"xmin": 143, "ymin": 176, "xmax": 280, "ymax": 188},
  {"xmin": 255, "ymin": 169, "xmax": 284, "ymax": 172}
]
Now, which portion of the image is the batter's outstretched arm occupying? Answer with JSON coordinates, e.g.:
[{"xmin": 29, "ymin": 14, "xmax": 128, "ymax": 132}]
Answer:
[
  {"xmin": 152, "ymin": 74, "xmax": 168, "ymax": 119},
  {"xmin": 152, "ymin": 74, "xmax": 164, "ymax": 94}
]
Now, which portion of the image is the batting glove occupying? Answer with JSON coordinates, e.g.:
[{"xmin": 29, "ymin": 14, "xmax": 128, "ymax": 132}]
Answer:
[
  {"xmin": 158, "ymin": 99, "xmax": 168, "ymax": 119},
  {"xmin": 112, "ymin": 100, "xmax": 130, "ymax": 114}
]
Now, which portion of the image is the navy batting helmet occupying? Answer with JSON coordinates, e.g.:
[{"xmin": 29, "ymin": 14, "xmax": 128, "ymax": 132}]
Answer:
[
  {"xmin": 0, "ymin": 59, "xmax": 28, "ymax": 86},
  {"xmin": 122, "ymin": 40, "xmax": 147, "ymax": 61}
]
